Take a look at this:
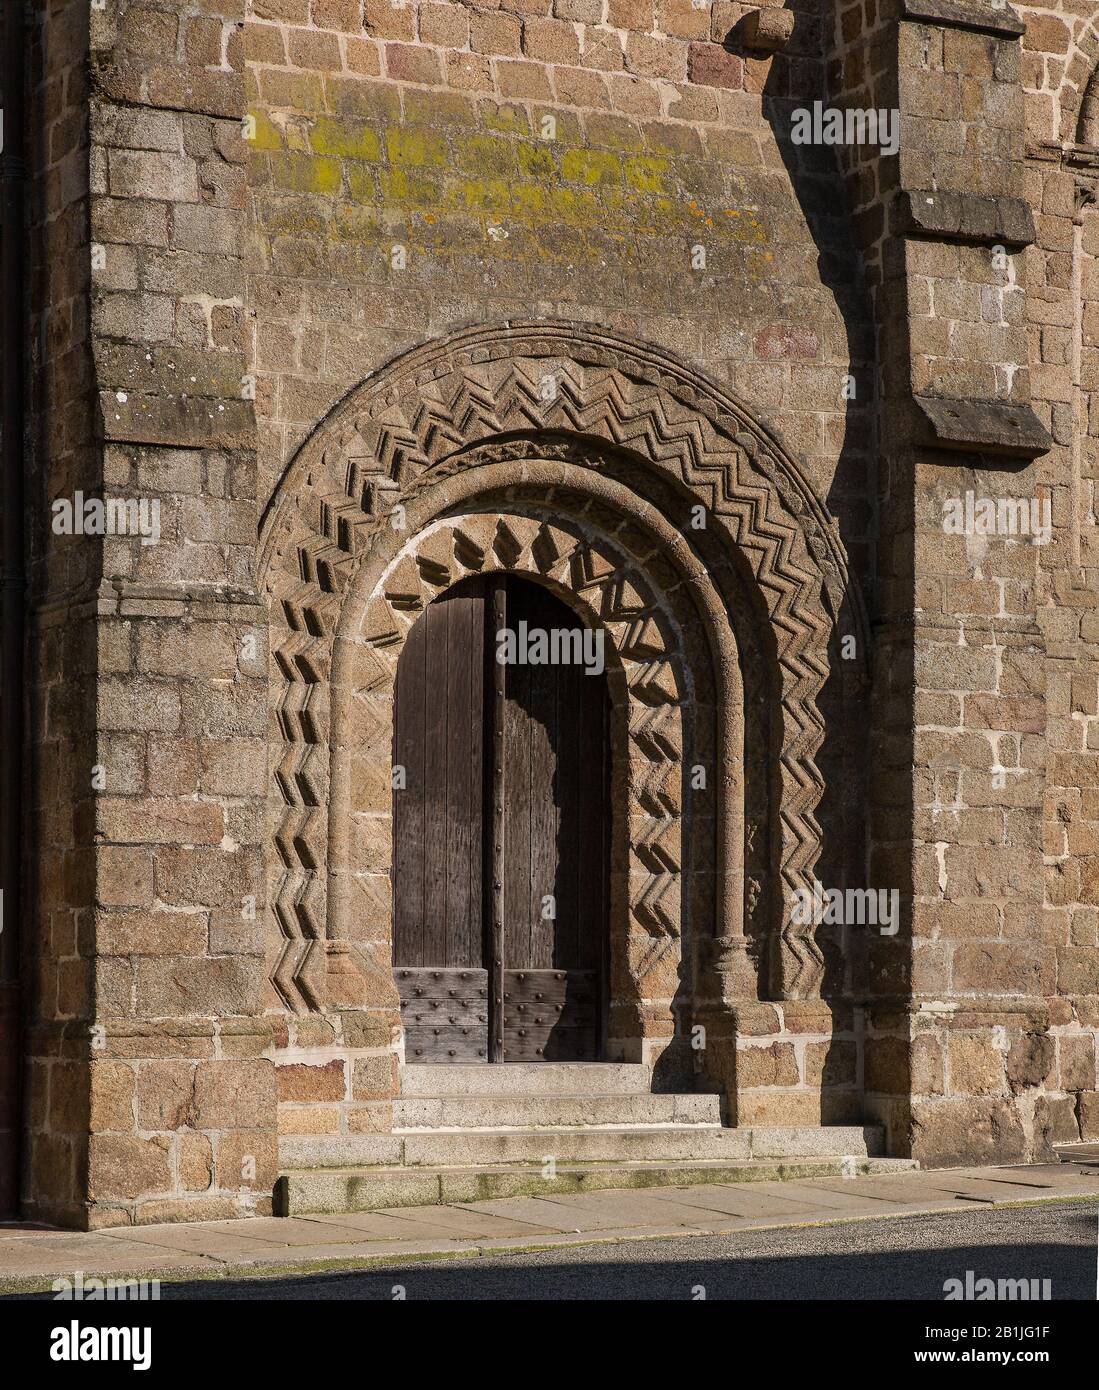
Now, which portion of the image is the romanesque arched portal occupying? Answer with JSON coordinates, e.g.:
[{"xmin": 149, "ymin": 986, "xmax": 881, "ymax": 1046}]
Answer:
[{"xmin": 259, "ymin": 321, "xmax": 866, "ymax": 1118}]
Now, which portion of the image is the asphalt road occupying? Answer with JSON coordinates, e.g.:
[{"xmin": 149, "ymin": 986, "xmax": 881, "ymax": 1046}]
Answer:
[{"xmin": 159, "ymin": 1199, "xmax": 1099, "ymax": 1300}]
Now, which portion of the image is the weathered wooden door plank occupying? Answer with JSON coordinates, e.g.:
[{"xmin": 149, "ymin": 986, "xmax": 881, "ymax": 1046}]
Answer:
[
  {"xmin": 394, "ymin": 577, "xmax": 490, "ymax": 1060},
  {"xmin": 489, "ymin": 576, "xmax": 507, "ymax": 1063}
]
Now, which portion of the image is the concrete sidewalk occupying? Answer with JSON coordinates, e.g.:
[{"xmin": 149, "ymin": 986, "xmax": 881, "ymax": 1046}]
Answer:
[{"xmin": 3, "ymin": 1160, "xmax": 1099, "ymax": 1293}]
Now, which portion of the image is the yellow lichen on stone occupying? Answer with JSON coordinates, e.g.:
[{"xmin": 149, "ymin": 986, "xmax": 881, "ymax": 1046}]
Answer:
[
  {"xmin": 448, "ymin": 177, "xmax": 511, "ymax": 214},
  {"xmin": 547, "ymin": 183, "xmax": 602, "ymax": 224},
  {"xmin": 378, "ymin": 167, "xmax": 442, "ymax": 207},
  {"xmin": 723, "ymin": 207, "xmax": 769, "ymax": 244},
  {"xmin": 270, "ymin": 73, "xmax": 325, "ymax": 114},
  {"xmin": 623, "ymin": 156, "xmax": 668, "ymax": 195},
  {"xmin": 248, "ymin": 111, "xmax": 283, "ymax": 152},
  {"xmin": 517, "ymin": 142, "xmax": 557, "ymax": 179},
  {"xmin": 283, "ymin": 119, "xmax": 311, "ymax": 154},
  {"xmin": 309, "ymin": 117, "xmax": 383, "ymax": 162},
  {"xmin": 332, "ymin": 204, "xmax": 384, "ymax": 244},
  {"xmin": 480, "ymin": 103, "xmax": 531, "ymax": 135},
  {"xmin": 282, "ymin": 114, "xmax": 774, "ymax": 254},
  {"xmin": 263, "ymin": 200, "xmax": 330, "ymax": 237},
  {"xmin": 456, "ymin": 135, "xmax": 516, "ymax": 178},
  {"xmin": 386, "ymin": 127, "xmax": 448, "ymax": 169},
  {"xmin": 561, "ymin": 148, "xmax": 621, "ymax": 188},
  {"xmin": 347, "ymin": 165, "xmax": 377, "ymax": 203},
  {"xmin": 270, "ymin": 153, "xmax": 342, "ymax": 196},
  {"xmin": 511, "ymin": 183, "xmax": 549, "ymax": 218}
]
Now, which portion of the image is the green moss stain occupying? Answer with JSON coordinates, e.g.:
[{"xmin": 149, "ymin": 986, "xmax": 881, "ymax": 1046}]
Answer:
[
  {"xmin": 386, "ymin": 127, "xmax": 447, "ymax": 169},
  {"xmin": 379, "ymin": 167, "xmax": 443, "ymax": 208},
  {"xmin": 309, "ymin": 117, "xmax": 382, "ymax": 162},
  {"xmin": 517, "ymin": 142, "xmax": 556, "ymax": 179},
  {"xmin": 249, "ymin": 111, "xmax": 282, "ymax": 153},
  {"xmin": 456, "ymin": 135, "xmax": 515, "ymax": 178},
  {"xmin": 623, "ymin": 156, "xmax": 668, "ymax": 196},
  {"xmin": 448, "ymin": 177, "xmax": 511, "ymax": 215},
  {"xmin": 480, "ymin": 103, "xmax": 531, "ymax": 136},
  {"xmin": 270, "ymin": 153, "xmax": 341, "ymax": 196},
  {"xmin": 560, "ymin": 148, "xmax": 621, "ymax": 188}
]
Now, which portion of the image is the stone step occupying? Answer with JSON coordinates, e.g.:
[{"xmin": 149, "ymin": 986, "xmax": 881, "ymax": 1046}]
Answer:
[
  {"xmin": 398, "ymin": 1062, "xmax": 654, "ymax": 1098},
  {"xmin": 1054, "ymin": 1141, "xmax": 1099, "ymax": 1163},
  {"xmin": 393, "ymin": 1091, "xmax": 722, "ymax": 1131},
  {"xmin": 399, "ymin": 1124, "xmax": 883, "ymax": 1167},
  {"xmin": 280, "ymin": 1124, "xmax": 886, "ymax": 1171},
  {"xmin": 275, "ymin": 1154, "xmax": 917, "ymax": 1215},
  {"xmin": 404, "ymin": 1127, "xmax": 742, "ymax": 1165}
]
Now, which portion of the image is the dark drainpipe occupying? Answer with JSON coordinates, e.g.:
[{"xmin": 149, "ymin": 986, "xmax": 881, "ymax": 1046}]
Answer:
[{"xmin": 0, "ymin": 0, "xmax": 27, "ymax": 1220}]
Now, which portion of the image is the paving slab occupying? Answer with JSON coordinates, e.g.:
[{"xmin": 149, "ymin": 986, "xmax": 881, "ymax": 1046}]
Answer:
[
  {"xmin": 790, "ymin": 1176, "xmax": 969, "ymax": 1204},
  {"xmin": 713, "ymin": 1184, "xmax": 911, "ymax": 1216},
  {"xmin": 630, "ymin": 1183, "xmax": 838, "ymax": 1219},
  {"xmin": 94, "ymin": 1226, "xmax": 301, "ymax": 1259},
  {"xmin": 490, "ymin": 1186, "xmax": 858, "ymax": 1228},
  {"xmin": 1031, "ymin": 1173, "xmax": 1099, "ymax": 1193},
  {"xmin": 303, "ymin": 1214, "xmax": 529, "ymax": 1244},
  {"xmin": 0, "ymin": 1239, "xmax": 214, "ymax": 1279},
  {"xmin": 3, "ymin": 1162, "xmax": 1099, "ymax": 1289},
  {"xmin": 922, "ymin": 1178, "xmax": 1077, "ymax": 1203},
  {"xmin": 505, "ymin": 1189, "xmax": 736, "ymax": 1230},
  {"xmin": 468, "ymin": 1226, "xmax": 688, "ymax": 1247},
  {"xmin": 456, "ymin": 1195, "xmax": 656, "ymax": 1232},
  {"xmin": 373, "ymin": 1205, "xmax": 558, "ymax": 1239},
  {"xmin": 946, "ymin": 1167, "xmax": 1059, "ymax": 1189},
  {"xmin": 0, "ymin": 1233, "xmax": 157, "ymax": 1260},
  {"xmin": 176, "ymin": 1217, "xmax": 390, "ymax": 1247},
  {"xmin": 301, "ymin": 1208, "xmax": 555, "ymax": 1242},
  {"xmin": 273, "ymin": 1213, "xmax": 457, "ymax": 1243},
  {"xmin": 212, "ymin": 1239, "xmax": 477, "ymax": 1266},
  {"xmin": 287, "ymin": 1210, "xmax": 469, "ymax": 1240}
]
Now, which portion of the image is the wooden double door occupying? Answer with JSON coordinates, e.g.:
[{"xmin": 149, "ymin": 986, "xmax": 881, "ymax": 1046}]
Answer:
[{"xmin": 392, "ymin": 574, "xmax": 610, "ymax": 1063}]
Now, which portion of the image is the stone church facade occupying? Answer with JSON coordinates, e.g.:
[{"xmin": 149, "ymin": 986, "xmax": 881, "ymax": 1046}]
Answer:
[{"xmin": 1, "ymin": 0, "xmax": 1098, "ymax": 1228}]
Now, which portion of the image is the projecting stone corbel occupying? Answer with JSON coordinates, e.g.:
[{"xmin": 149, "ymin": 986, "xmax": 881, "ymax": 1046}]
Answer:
[
  {"xmin": 892, "ymin": 189, "xmax": 1035, "ymax": 248},
  {"xmin": 737, "ymin": 7, "xmax": 795, "ymax": 54},
  {"xmin": 915, "ymin": 396, "xmax": 1052, "ymax": 460}
]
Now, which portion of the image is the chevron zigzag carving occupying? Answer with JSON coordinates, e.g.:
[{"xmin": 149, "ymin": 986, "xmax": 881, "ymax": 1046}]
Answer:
[{"xmin": 261, "ymin": 325, "xmax": 860, "ymax": 1005}]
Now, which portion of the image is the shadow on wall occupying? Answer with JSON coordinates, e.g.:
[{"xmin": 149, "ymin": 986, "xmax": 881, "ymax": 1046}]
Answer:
[
  {"xmin": 756, "ymin": 23, "xmax": 904, "ymax": 1133},
  {"xmin": 749, "ymin": 48, "xmax": 883, "ymax": 1001}
]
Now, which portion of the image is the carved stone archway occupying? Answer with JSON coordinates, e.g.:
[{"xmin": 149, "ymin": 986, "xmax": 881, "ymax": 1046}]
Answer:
[
  {"xmin": 333, "ymin": 496, "xmax": 705, "ymax": 1068},
  {"xmin": 260, "ymin": 321, "xmax": 866, "ymax": 1046}
]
